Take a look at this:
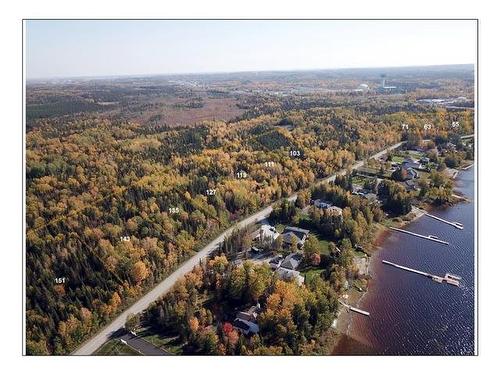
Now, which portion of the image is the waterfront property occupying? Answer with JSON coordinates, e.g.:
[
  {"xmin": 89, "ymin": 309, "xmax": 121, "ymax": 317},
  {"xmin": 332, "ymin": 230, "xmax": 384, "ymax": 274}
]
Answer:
[{"xmin": 382, "ymin": 260, "xmax": 460, "ymax": 287}]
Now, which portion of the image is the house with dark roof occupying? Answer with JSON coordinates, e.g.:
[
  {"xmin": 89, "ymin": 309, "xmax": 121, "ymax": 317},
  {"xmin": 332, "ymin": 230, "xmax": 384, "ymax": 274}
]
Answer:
[
  {"xmin": 420, "ymin": 157, "xmax": 431, "ymax": 165},
  {"xmin": 233, "ymin": 303, "xmax": 261, "ymax": 335},
  {"xmin": 402, "ymin": 157, "xmax": 423, "ymax": 171},
  {"xmin": 404, "ymin": 180, "xmax": 418, "ymax": 191},
  {"xmin": 280, "ymin": 252, "xmax": 303, "ymax": 270},
  {"xmin": 399, "ymin": 163, "xmax": 419, "ymax": 180},
  {"xmin": 269, "ymin": 255, "xmax": 283, "ymax": 270},
  {"xmin": 281, "ymin": 226, "xmax": 310, "ymax": 248},
  {"xmin": 233, "ymin": 318, "xmax": 259, "ymax": 335}
]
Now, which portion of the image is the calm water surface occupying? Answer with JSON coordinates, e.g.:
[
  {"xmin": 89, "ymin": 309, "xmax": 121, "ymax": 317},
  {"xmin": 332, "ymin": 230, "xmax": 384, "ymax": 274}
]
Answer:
[{"xmin": 347, "ymin": 167, "xmax": 475, "ymax": 355}]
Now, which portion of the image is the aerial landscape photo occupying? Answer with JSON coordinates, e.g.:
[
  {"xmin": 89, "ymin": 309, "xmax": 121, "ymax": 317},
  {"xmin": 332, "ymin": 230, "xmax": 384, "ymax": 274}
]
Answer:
[{"xmin": 24, "ymin": 19, "xmax": 476, "ymax": 356}]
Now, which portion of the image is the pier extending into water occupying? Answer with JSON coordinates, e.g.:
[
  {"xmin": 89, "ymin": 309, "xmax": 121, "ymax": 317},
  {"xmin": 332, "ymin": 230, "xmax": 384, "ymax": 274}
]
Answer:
[
  {"xmin": 424, "ymin": 212, "xmax": 464, "ymax": 230},
  {"xmin": 389, "ymin": 227, "xmax": 450, "ymax": 245},
  {"xmin": 339, "ymin": 300, "xmax": 370, "ymax": 316},
  {"xmin": 382, "ymin": 260, "xmax": 460, "ymax": 287}
]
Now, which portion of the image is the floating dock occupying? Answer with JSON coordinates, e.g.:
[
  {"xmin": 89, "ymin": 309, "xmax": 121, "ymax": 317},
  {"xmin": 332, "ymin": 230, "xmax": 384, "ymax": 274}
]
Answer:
[
  {"xmin": 424, "ymin": 213, "xmax": 464, "ymax": 230},
  {"xmin": 339, "ymin": 301, "xmax": 370, "ymax": 316},
  {"xmin": 389, "ymin": 227, "xmax": 449, "ymax": 245},
  {"xmin": 382, "ymin": 260, "xmax": 460, "ymax": 287}
]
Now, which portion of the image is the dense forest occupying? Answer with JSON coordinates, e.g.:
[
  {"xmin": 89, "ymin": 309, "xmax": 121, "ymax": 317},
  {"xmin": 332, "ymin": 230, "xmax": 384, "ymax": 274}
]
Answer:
[
  {"xmin": 146, "ymin": 256, "xmax": 338, "ymax": 355},
  {"xmin": 26, "ymin": 71, "xmax": 474, "ymax": 355}
]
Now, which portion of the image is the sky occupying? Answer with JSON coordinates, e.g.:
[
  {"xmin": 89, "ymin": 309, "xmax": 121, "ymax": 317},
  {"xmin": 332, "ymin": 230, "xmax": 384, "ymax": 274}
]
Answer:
[{"xmin": 26, "ymin": 20, "xmax": 477, "ymax": 79}]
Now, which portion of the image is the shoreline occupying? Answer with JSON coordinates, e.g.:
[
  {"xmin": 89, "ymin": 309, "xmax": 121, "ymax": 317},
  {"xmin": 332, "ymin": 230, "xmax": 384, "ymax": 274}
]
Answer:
[{"xmin": 330, "ymin": 167, "xmax": 469, "ymax": 354}]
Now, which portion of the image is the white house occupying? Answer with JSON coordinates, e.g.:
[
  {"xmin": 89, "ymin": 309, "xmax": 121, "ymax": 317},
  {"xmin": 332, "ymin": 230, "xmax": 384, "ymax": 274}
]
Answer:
[{"xmin": 259, "ymin": 224, "xmax": 279, "ymax": 242}]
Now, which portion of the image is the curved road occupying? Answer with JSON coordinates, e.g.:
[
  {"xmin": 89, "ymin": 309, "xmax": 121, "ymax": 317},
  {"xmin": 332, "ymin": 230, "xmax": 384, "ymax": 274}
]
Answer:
[{"xmin": 73, "ymin": 141, "xmax": 404, "ymax": 355}]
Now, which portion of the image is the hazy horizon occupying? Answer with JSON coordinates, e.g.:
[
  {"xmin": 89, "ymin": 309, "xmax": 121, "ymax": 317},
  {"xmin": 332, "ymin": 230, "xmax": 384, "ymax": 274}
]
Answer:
[
  {"xmin": 25, "ymin": 63, "xmax": 475, "ymax": 83},
  {"xmin": 26, "ymin": 20, "xmax": 476, "ymax": 80}
]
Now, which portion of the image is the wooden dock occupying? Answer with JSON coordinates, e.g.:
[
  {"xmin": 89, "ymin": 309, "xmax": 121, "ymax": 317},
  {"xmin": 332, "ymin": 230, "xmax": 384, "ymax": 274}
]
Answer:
[
  {"xmin": 339, "ymin": 301, "xmax": 370, "ymax": 316},
  {"xmin": 424, "ymin": 213, "xmax": 464, "ymax": 230},
  {"xmin": 389, "ymin": 227, "xmax": 449, "ymax": 245},
  {"xmin": 382, "ymin": 260, "xmax": 460, "ymax": 287}
]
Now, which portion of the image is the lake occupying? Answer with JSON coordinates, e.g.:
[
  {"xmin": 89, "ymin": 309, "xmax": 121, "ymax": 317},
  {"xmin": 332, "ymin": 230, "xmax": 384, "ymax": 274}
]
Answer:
[{"xmin": 344, "ymin": 166, "xmax": 475, "ymax": 355}]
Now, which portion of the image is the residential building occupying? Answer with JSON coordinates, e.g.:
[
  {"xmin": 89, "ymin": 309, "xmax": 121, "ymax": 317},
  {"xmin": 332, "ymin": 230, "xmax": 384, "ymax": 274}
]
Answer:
[
  {"xmin": 259, "ymin": 224, "xmax": 279, "ymax": 242},
  {"xmin": 233, "ymin": 318, "xmax": 259, "ymax": 335},
  {"xmin": 312, "ymin": 199, "xmax": 343, "ymax": 216},
  {"xmin": 402, "ymin": 157, "xmax": 423, "ymax": 170},
  {"xmin": 269, "ymin": 255, "xmax": 283, "ymax": 270},
  {"xmin": 280, "ymin": 252, "xmax": 303, "ymax": 270},
  {"xmin": 233, "ymin": 303, "xmax": 262, "ymax": 335},
  {"xmin": 275, "ymin": 267, "xmax": 305, "ymax": 286},
  {"xmin": 282, "ymin": 226, "xmax": 310, "ymax": 248},
  {"xmin": 236, "ymin": 304, "xmax": 261, "ymax": 323}
]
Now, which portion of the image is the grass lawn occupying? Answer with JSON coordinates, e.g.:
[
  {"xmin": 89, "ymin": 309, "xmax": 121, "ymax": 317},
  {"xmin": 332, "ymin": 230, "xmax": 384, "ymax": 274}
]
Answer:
[
  {"xmin": 95, "ymin": 339, "xmax": 141, "ymax": 356},
  {"xmin": 317, "ymin": 238, "xmax": 331, "ymax": 255},
  {"xmin": 351, "ymin": 175, "xmax": 367, "ymax": 185},
  {"xmin": 391, "ymin": 155, "xmax": 405, "ymax": 164},
  {"xmin": 302, "ymin": 267, "xmax": 325, "ymax": 282},
  {"xmin": 407, "ymin": 150, "xmax": 425, "ymax": 159},
  {"xmin": 136, "ymin": 326, "xmax": 185, "ymax": 355}
]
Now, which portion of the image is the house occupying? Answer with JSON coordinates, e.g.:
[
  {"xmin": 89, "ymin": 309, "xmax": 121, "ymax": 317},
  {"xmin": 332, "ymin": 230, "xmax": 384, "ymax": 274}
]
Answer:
[
  {"xmin": 404, "ymin": 180, "xmax": 417, "ymax": 191},
  {"xmin": 233, "ymin": 304, "xmax": 262, "ymax": 335},
  {"xmin": 280, "ymin": 252, "xmax": 303, "ymax": 270},
  {"xmin": 236, "ymin": 303, "xmax": 261, "ymax": 323},
  {"xmin": 259, "ymin": 224, "xmax": 279, "ymax": 242},
  {"xmin": 328, "ymin": 206, "xmax": 343, "ymax": 216},
  {"xmin": 420, "ymin": 157, "xmax": 430, "ymax": 165},
  {"xmin": 405, "ymin": 167, "xmax": 419, "ymax": 179},
  {"xmin": 351, "ymin": 184, "xmax": 364, "ymax": 194},
  {"xmin": 400, "ymin": 164, "xmax": 419, "ymax": 180},
  {"xmin": 312, "ymin": 199, "xmax": 343, "ymax": 217},
  {"xmin": 269, "ymin": 255, "xmax": 283, "ymax": 270},
  {"xmin": 275, "ymin": 267, "xmax": 305, "ymax": 286},
  {"xmin": 312, "ymin": 199, "xmax": 332, "ymax": 209},
  {"xmin": 233, "ymin": 318, "xmax": 259, "ymax": 335},
  {"xmin": 252, "ymin": 224, "xmax": 279, "ymax": 244},
  {"xmin": 250, "ymin": 246, "xmax": 264, "ymax": 254},
  {"xmin": 282, "ymin": 226, "xmax": 310, "ymax": 248},
  {"xmin": 445, "ymin": 142, "xmax": 457, "ymax": 151},
  {"xmin": 352, "ymin": 188, "xmax": 378, "ymax": 202},
  {"xmin": 402, "ymin": 157, "xmax": 423, "ymax": 170}
]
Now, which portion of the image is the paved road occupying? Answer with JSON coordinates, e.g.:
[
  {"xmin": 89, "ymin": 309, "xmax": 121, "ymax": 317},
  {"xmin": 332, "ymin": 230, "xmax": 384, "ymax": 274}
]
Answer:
[
  {"xmin": 117, "ymin": 332, "xmax": 170, "ymax": 356},
  {"xmin": 73, "ymin": 141, "xmax": 404, "ymax": 355}
]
